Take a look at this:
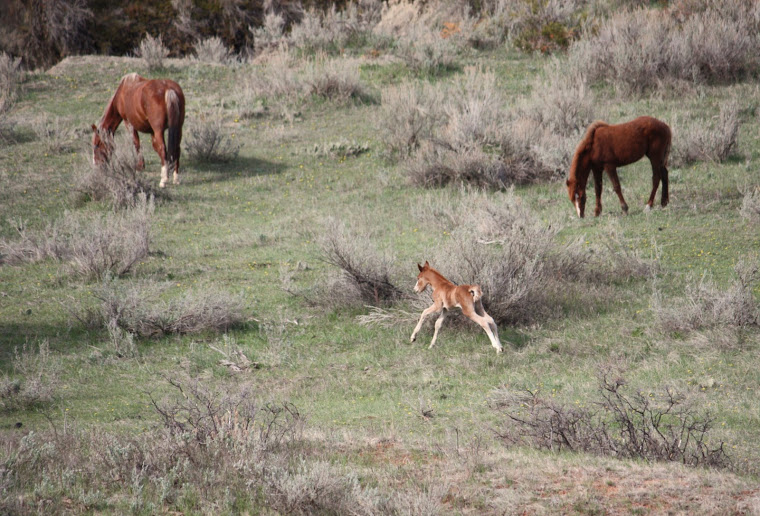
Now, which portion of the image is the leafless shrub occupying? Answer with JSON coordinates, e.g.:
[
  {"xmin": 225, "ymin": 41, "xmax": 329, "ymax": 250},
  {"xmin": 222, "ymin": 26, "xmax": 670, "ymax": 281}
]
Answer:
[
  {"xmin": 75, "ymin": 133, "xmax": 161, "ymax": 209},
  {"xmin": 304, "ymin": 55, "xmax": 369, "ymax": 102},
  {"xmin": 183, "ymin": 111, "xmax": 241, "ymax": 163},
  {"xmin": 376, "ymin": 80, "xmax": 446, "ymax": 158},
  {"xmin": 30, "ymin": 114, "xmax": 76, "ymax": 154},
  {"xmin": 135, "ymin": 33, "xmax": 170, "ymax": 71},
  {"xmin": 246, "ymin": 49, "xmax": 304, "ymax": 113},
  {"xmin": 77, "ymin": 279, "xmax": 245, "ymax": 338},
  {"xmin": 286, "ymin": 2, "xmax": 384, "ymax": 55},
  {"xmin": 653, "ymin": 257, "xmax": 760, "ymax": 335},
  {"xmin": 0, "ymin": 195, "xmax": 153, "ymax": 281},
  {"xmin": 192, "ymin": 36, "xmax": 233, "ymax": 64},
  {"xmin": 740, "ymin": 186, "xmax": 760, "ymax": 223},
  {"xmin": 494, "ymin": 373, "xmax": 730, "ymax": 468},
  {"xmin": 0, "ymin": 341, "xmax": 60, "ymax": 413},
  {"xmin": 672, "ymin": 101, "xmax": 740, "ymax": 166},
  {"xmin": 318, "ymin": 219, "xmax": 403, "ymax": 307}
]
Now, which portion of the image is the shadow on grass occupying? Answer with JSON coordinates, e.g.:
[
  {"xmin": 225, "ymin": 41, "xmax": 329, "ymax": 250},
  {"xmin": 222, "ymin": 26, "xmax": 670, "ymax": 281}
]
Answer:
[
  {"xmin": 0, "ymin": 322, "xmax": 96, "ymax": 366},
  {"xmin": 183, "ymin": 155, "xmax": 286, "ymax": 185}
]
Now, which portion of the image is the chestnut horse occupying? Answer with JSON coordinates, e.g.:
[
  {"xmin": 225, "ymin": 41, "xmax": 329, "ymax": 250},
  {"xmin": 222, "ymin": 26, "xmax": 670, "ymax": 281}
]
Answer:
[
  {"xmin": 566, "ymin": 116, "xmax": 671, "ymax": 218},
  {"xmin": 92, "ymin": 73, "xmax": 185, "ymax": 188},
  {"xmin": 411, "ymin": 261, "xmax": 503, "ymax": 354}
]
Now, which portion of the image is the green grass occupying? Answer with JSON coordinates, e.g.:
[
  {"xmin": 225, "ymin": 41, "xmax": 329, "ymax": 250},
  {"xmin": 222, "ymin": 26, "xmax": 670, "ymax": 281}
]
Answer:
[{"xmin": 1, "ymin": 48, "xmax": 760, "ymax": 512}]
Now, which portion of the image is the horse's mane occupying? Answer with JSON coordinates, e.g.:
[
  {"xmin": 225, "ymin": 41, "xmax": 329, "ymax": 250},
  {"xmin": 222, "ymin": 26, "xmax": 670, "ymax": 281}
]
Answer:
[
  {"xmin": 569, "ymin": 120, "xmax": 608, "ymax": 180},
  {"xmin": 98, "ymin": 73, "xmax": 143, "ymax": 128}
]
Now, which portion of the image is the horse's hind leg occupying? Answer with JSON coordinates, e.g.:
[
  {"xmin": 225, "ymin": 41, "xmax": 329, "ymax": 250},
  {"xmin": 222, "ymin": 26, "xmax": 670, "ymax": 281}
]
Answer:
[
  {"xmin": 605, "ymin": 166, "xmax": 629, "ymax": 214},
  {"xmin": 151, "ymin": 132, "xmax": 169, "ymax": 188},
  {"xmin": 660, "ymin": 164, "xmax": 669, "ymax": 207},
  {"xmin": 646, "ymin": 159, "xmax": 663, "ymax": 210}
]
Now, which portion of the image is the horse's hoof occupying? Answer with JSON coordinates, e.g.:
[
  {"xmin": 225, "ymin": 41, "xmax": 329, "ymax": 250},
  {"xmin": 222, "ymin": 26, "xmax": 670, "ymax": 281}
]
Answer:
[{"xmin": 644, "ymin": 204, "xmax": 651, "ymax": 212}]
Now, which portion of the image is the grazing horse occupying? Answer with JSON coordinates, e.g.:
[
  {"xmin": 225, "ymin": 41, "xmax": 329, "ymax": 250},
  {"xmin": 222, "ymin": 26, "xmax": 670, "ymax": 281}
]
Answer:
[
  {"xmin": 410, "ymin": 261, "xmax": 503, "ymax": 354},
  {"xmin": 566, "ymin": 116, "xmax": 671, "ymax": 218},
  {"xmin": 92, "ymin": 73, "xmax": 185, "ymax": 188}
]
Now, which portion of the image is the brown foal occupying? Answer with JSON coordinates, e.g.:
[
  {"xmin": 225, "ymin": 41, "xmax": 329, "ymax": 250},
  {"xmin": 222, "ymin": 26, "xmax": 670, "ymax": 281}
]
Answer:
[{"xmin": 410, "ymin": 261, "xmax": 503, "ymax": 354}]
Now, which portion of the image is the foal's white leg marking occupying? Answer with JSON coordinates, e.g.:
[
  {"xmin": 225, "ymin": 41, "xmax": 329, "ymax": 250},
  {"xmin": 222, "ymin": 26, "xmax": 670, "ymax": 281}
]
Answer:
[
  {"xmin": 472, "ymin": 314, "xmax": 503, "ymax": 353},
  {"xmin": 429, "ymin": 310, "xmax": 447, "ymax": 349},
  {"xmin": 411, "ymin": 305, "xmax": 438, "ymax": 343},
  {"xmin": 160, "ymin": 164, "xmax": 168, "ymax": 188}
]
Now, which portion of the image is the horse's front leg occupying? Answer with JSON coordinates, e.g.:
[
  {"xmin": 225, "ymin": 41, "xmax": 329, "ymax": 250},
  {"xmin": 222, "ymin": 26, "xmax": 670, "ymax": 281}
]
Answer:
[
  {"xmin": 128, "ymin": 124, "xmax": 144, "ymax": 170},
  {"xmin": 151, "ymin": 132, "xmax": 168, "ymax": 188},
  {"xmin": 592, "ymin": 166, "xmax": 604, "ymax": 217},
  {"xmin": 411, "ymin": 304, "xmax": 439, "ymax": 343},
  {"xmin": 605, "ymin": 166, "xmax": 629, "ymax": 214}
]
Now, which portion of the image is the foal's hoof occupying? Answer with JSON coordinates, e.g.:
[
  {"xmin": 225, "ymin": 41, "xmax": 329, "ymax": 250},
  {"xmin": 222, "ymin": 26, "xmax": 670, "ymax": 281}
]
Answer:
[
  {"xmin": 159, "ymin": 181, "xmax": 167, "ymax": 188},
  {"xmin": 495, "ymin": 347, "xmax": 503, "ymax": 354},
  {"xmin": 410, "ymin": 335, "xmax": 416, "ymax": 343}
]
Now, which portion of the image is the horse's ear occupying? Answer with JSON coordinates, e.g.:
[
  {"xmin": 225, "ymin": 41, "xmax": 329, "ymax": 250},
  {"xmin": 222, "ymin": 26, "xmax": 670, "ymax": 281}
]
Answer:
[
  {"xmin": 424, "ymin": 260, "xmax": 429, "ymax": 268},
  {"xmin": 566, "ymin": 179, "xmax": 571, "ymax": 187},
  {"xmin": 91, "ymin": 124, "xmax": 97, "ymax": 132},
  {"xmin": 417, "ymin": 263, "xmax": 424, "ymax": 272}
]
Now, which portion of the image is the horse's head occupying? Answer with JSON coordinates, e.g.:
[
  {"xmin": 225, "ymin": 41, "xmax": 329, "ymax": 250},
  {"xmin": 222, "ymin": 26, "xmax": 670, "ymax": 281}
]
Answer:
[
  {"xmin": 414, "ymin": 261, "xmax": 431, "ymax": 293},
  {"xmin": 566, "ymin": 178, "xmax": 586, "ymax": 218},
  {"xmin": 91, "ymin": 124, "xmax": 113, "ymax": 166}
]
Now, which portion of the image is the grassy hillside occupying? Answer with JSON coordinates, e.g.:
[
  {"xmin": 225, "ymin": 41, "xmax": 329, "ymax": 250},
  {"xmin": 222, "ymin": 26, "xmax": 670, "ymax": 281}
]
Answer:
[{"xmin": 1, "ymin": 2, "xmax": 760, "ymax": 513}]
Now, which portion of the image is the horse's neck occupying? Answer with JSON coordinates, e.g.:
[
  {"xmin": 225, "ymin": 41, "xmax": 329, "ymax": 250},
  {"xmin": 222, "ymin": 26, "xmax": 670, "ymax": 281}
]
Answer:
[
  {"xmin": 99, "ymin": 91, "xmax": 124, "ymax": 133},
  {"xmin": 426, "ymin": 270, "xmax": 454, "ymax": 292}
]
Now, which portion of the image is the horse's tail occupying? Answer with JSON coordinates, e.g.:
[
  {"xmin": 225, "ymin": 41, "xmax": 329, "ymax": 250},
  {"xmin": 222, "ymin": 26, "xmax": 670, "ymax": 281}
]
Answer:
[{"xmin": 165, "ymin": 89, "xmax": 184, "ymax": 174}]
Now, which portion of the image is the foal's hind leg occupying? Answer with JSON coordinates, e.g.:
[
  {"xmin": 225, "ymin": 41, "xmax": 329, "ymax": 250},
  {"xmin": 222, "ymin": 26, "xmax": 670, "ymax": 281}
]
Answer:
[
  {"xmin": 605, "ymin": 166, "xmax": 629, "ymax": 214},
  {"xmin": 464, "ymin": 303, "xmax": 503, "ymax": 354}
]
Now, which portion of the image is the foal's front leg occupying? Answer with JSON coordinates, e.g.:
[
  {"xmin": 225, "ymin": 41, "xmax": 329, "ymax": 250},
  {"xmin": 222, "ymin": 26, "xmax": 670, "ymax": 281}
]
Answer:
[
  {"xmin": 411, "ymin": 303, "xmax": 440, "ymax": 343},
  {"xmin": 428, "ymin": 309, "xmax": 447, "ymax": 349}
]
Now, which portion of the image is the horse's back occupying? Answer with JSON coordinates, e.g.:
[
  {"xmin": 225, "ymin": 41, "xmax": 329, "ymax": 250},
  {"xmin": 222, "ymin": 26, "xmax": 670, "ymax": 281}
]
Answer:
[{"xmin": 593, "ymin": 116, "xmax": 670, "ymax": 165}]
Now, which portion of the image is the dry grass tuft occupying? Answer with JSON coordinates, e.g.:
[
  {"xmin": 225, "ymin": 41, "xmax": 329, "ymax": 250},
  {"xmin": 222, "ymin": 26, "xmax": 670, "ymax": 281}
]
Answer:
[
  {"xmin": 671, "ymin": 100, "xmax": 741, "ymax": 166},
  {"xmin": 740, "ymin": 186, "xmax": 760, "ymax": 223}
]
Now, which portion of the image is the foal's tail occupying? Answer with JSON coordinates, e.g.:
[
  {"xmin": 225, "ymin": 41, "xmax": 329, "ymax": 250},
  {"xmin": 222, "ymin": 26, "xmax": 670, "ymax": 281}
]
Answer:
[
  {"xmin": 468, "ymin": 285, "xmax": 483, "ymax": 303},
  {"xmin": 165, "ymin": 89, "xmax": 184, "ymax": 173}
]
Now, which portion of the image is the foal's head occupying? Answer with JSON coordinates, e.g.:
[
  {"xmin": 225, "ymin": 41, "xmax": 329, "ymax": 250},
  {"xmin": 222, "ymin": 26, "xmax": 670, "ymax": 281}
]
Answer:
[
  {"xmin": 414, "ymin": 261, "xmax": 432, "ymax": 293},
  {"xmin": 91, "ymin": 124, "xmax": 113, "ymax": 166},
  {"xmin": 566, "ymin": 177, "xmax": 586, "ymax": 218}
]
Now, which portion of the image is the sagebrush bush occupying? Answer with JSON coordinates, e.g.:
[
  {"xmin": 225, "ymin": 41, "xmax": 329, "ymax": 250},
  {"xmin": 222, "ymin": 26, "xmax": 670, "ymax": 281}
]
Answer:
[
  {"xmin": 75, "ymin": 133, "xmax": 161, "ymax": 209},
  {"xmin": 393, "ymin": 21, "xmax": 461, "ymax": 75},
  {"xmin": 135, "ymin": 33, "xmax": 170, "ymax": 71},
  {"xmin": 672, "ymin": 101, "xmax": 740, "ymax": 166},
  {"xmin": 0, "ymin": 341, "xmax": 61, "ymax": 413},
  {"xmin": 740, "ymin": 186, "xmax": 760, "ymax": 223},
  {"xmin": 30, "ymin": 114, "xmax": 75, "ymax": 154},
  {"xmin": 0, "ymin": 52, "xmax": 22, "ymax": 128},
  {"xmin": 653, "ymin": 257, "xmax": 760, "ymax": 336},
  {"xmin": 0, "ymin": 194, "xmax": 153, "ymax": 281},
  {"xmin": 75, "ymin": 278, "xmax": 245, "ymax": 337},
  {"xmin": 251, "ymin": 10, "xmax": 287, "ymax": 54},
  {"xmin": 192, "ymin": 36, "xmax": 233, "ymax": 64},
  {"xmin": 569, "ymin": 4, "xmax": 760, "ymax": 93},
  {"xmin": 183, "ymin": 111, "xmax": 241, "ymax": 163},
  {"xmin": 376, "ymin": 80, "xmax": 446, "ymax": 158},
  {"xmin": 304, "ymin": 55, "xmax": 369, "ymax": 102}
]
